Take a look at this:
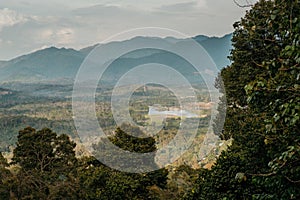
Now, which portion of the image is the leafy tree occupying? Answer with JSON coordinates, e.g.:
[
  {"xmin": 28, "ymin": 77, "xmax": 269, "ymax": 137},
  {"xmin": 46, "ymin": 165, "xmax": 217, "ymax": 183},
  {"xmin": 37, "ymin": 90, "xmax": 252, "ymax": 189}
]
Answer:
[
  {"xmin": 11, "ymin": 127, "xmax": 79, "ymax": 199},
  {"xmin": 78, "ymin": 124, "xmax": 168, "ymax": 199},
  {"xmin": 0, "ymin": 153, "xmax": 8, "ymax": 168},
  {"xmin": 188, "ymin": 0, "xmax": 300, "ymax": 199},
  {"xmin": 167, "ymin": 165, "xmax": 200, "ymax": 199},
  {"xmin": 108, "ymin": 124, "xmax": 168, "ymax": 190},
  {"xmin": 0, "ymin": 153, "xmax": 10, "ymax": 199},
  {"xmin": 77, "ymin": 157, "xmax": 153, "ymax": 200},
  {"xmin": 13, "ymin": 127, "xmax": 76, "ymax": 172}
]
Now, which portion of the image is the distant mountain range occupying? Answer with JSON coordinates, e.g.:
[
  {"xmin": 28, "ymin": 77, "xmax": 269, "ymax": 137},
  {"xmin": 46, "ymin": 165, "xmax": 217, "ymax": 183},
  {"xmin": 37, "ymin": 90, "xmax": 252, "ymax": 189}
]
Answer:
[{"xmin": 0, "ymin": 34, "xmax": 232, "ymax": 84}]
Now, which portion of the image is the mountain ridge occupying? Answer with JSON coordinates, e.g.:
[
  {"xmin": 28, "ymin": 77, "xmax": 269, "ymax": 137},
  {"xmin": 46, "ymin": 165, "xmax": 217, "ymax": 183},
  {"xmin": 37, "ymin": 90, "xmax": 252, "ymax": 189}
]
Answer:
[{"xmin": 0, "ymin": 33, "xmax": 232, "ymax": 84}]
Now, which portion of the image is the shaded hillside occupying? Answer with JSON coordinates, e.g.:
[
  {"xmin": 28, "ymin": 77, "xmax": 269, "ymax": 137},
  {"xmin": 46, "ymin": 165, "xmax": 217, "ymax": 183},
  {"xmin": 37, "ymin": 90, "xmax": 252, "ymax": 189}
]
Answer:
[
  {"xmin": 0, "ymin": 34, "xmax": 232, "ymax": 84},
  {"xmin": 0, "ymin": 47, "xmax": 85, "ymax": 82},
  {"xmin": 200, "ymin": 33, "xmax": 232, "ymax": 68}
]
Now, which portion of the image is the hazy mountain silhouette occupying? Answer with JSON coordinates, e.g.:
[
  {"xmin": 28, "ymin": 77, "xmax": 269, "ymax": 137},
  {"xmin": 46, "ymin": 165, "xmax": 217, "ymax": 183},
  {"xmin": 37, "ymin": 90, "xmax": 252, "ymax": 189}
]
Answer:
[{"xmin": 0, "ymin": 34, "xmax": 232, "ymax": 84}]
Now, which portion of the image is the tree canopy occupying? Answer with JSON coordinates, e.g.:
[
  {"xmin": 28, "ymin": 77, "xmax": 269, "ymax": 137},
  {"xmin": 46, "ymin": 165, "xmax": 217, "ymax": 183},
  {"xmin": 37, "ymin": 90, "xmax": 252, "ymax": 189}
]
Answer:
[
  {"xmin": 0, "ymin": 1, "xmax": 299, "ymax": 199},
  {"xmin": 187, "ymin": 0, "xmax": 300, "ymax": 199},
  {"xmin": 2, "ymin": 126, "xmax": 169, "ymax": 199}
]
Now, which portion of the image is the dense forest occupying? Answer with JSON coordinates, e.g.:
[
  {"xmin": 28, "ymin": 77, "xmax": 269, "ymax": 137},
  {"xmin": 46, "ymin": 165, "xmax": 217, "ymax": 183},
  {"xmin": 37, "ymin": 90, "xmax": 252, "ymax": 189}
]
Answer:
[
  {"xmin": 0, "ymin": 0, "xmax": 299, "ymax": 199},
  {"xmin": 186, "ymin": 0, "xmax": 300, "ymax": 199}
]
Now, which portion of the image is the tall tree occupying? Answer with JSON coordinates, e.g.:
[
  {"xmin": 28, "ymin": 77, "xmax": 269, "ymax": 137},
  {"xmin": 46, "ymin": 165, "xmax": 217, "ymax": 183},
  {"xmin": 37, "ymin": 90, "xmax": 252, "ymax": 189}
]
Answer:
[
  {"xmin": 11, "ymin": 127, "xmax": 79, "ymax": 199},
  {"xmin": 78, "ymin": 124, "xmax": 168, "ymax": 200},
  {"xmin": 187, "ymin": 0, "xmax": 300, "ymax": 199}
]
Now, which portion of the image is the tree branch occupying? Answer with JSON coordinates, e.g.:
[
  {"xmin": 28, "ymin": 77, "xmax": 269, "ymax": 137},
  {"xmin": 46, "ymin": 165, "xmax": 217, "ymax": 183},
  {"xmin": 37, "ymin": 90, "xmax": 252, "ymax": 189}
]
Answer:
[
  {"xmin": 233, "ymin": 0, "xmax": 253, "ymax": 8},
  {"xmin": 285, "ymin": 176, "xmax": 300, "ymax": 183},
  {"xmin": 247, "ymin": 171, "xmax": 276, "ymax": 177}
]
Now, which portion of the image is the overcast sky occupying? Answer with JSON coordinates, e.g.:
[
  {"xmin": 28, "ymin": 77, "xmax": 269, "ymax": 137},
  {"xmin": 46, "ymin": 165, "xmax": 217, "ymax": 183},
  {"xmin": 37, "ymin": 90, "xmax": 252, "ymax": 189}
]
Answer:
[{"xmin": 0, "ymin": 0, "xmax": 255, "ymax": 60}]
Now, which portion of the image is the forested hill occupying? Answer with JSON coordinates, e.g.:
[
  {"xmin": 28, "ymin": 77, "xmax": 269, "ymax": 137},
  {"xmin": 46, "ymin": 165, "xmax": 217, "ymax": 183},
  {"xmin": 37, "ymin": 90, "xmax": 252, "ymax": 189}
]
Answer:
[
  {"xmin": 0, "ymin": 34, "xmax": 232, "ymax": 83},
  {"xmin": 1, "ymin": 0, "xmax": 299, "ymax": 199}
]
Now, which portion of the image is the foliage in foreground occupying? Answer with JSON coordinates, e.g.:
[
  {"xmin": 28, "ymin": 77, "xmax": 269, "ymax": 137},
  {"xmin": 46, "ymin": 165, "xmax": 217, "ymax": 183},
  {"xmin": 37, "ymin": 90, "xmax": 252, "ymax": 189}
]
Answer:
[
  {"xmin": 0, "ymin": 126, "xmax": 170, "ymax": 199},
  {"xmin": 187, "ymin": 0, "xmax": 300, "ymax": 199}
]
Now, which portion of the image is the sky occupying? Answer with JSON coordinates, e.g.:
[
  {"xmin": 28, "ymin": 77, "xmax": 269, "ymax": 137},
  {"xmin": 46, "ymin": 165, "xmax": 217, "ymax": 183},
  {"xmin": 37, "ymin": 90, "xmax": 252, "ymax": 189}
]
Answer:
[{"xmin": 0, "ymin": 0, "xmax": 256, "ymax": 60}]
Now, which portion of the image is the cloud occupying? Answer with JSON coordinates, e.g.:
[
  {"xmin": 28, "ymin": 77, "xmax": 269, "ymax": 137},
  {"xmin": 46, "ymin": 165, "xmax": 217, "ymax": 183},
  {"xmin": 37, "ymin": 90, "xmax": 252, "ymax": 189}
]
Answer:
[
  {"xmin": 0, "ymin": 0, "xmax": 253, "ymax": 60},
  {"xmin": 0, "ymin": 8, "xmax": 28, "ymax": 30},
  {"xmin": 72, "ymin": 4, "xmax": 140, "ymax": 17},
  {"xmin": 157, "ymin": 1, "xmax": 206, "ymax": 13},
  {"xmin": 56, "ymin": 28, "xmax": 75, "ymax": 44},
  {"xmin": 37, "ymin": 28, "xmax": 74, "ymax": 45},
  {"xmin": 38, "ymin": 29, "xmax": 54, "ymax": 40}
]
